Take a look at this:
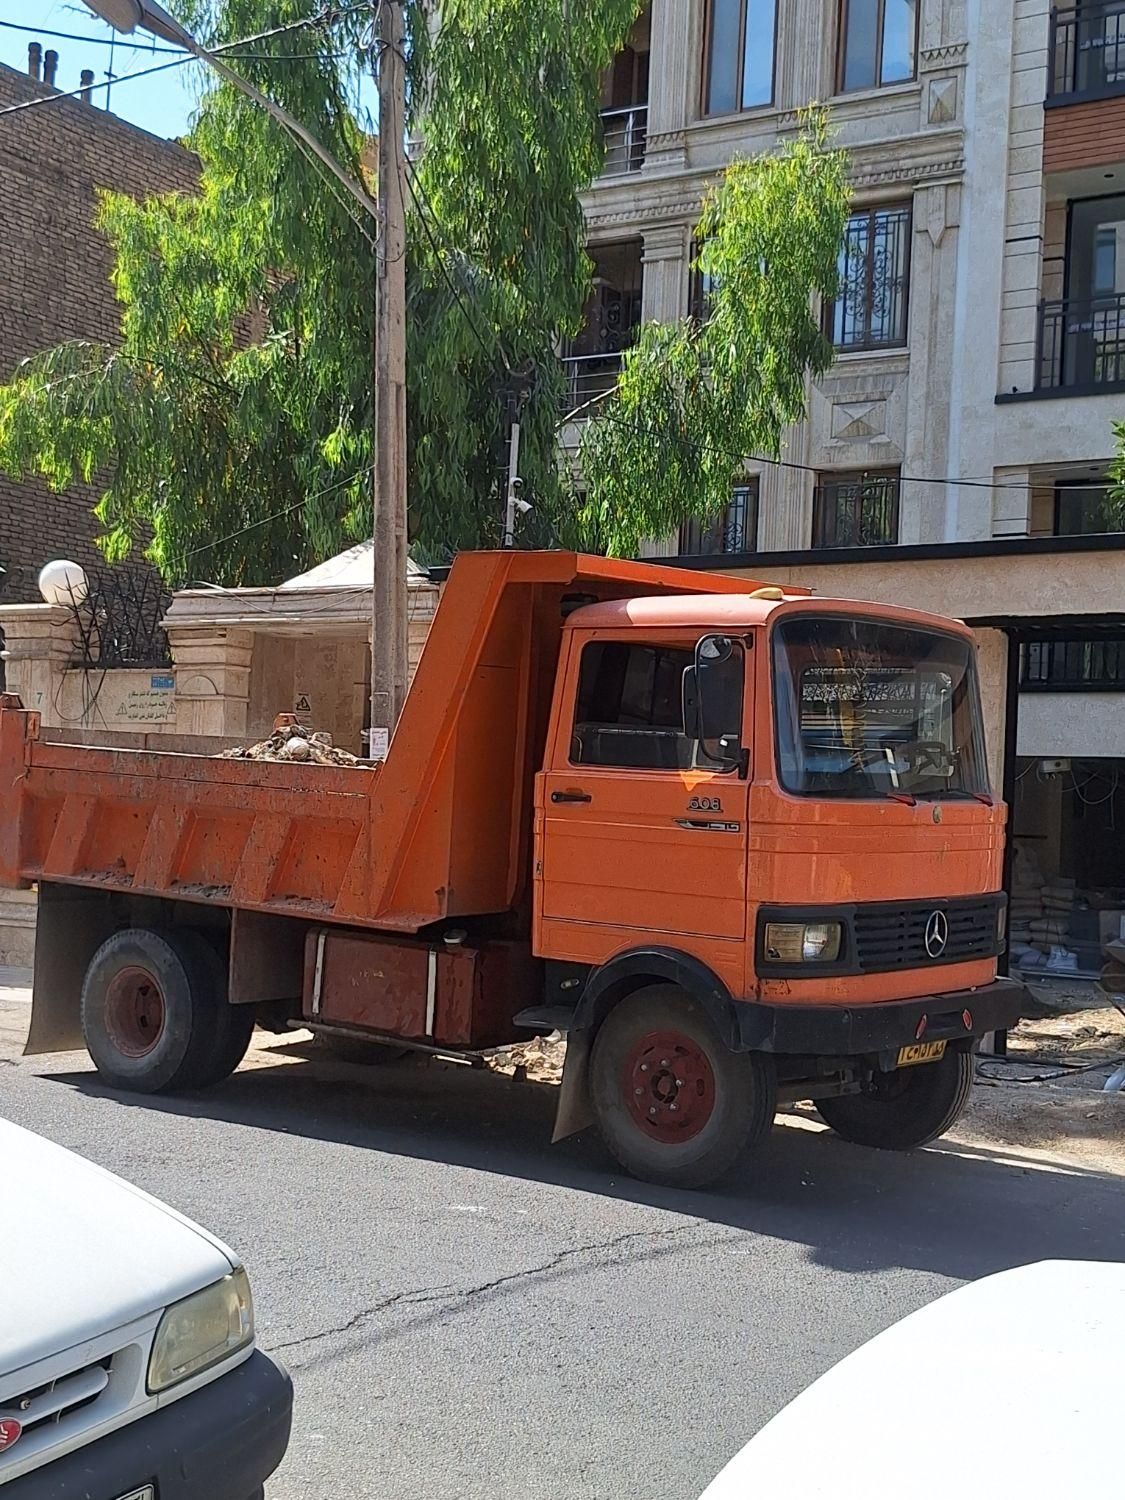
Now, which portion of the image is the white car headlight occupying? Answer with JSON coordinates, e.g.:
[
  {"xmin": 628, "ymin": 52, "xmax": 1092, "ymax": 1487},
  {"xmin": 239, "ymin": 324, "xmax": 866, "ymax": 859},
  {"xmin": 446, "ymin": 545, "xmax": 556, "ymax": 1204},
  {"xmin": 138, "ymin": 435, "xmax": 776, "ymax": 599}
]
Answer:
[
  {"xmin": 764, "ymin": 921, "xmax": 844, "ymax": 964},
  {"xmin": 147, "ymin": 1267, "xmax": 254, "ymax": 1394}
]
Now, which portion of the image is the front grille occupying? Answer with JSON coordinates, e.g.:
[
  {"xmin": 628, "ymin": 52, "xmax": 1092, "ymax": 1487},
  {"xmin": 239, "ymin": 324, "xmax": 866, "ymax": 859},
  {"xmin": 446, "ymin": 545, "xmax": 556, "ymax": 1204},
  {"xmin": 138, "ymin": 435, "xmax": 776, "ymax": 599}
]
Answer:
[
  {"xmin": 0, "ymin": 1358, "xmax": 112, "ymax": 1453},
  {"xmin": 853, "ymin": 897, "xmax": 1001, "ymax": 974}
]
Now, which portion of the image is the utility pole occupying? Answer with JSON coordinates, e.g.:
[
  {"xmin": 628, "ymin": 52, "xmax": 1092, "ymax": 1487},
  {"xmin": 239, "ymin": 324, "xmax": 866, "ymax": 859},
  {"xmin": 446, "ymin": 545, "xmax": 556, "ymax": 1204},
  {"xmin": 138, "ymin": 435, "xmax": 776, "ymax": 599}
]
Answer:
[{"xmin": 370, "ymin": 0, "xmax": 409, "ymax": 757}]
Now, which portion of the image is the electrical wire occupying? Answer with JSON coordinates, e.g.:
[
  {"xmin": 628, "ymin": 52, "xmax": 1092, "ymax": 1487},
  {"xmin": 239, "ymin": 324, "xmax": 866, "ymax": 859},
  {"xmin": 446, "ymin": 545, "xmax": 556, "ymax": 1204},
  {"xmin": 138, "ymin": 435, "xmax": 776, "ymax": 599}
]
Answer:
[
  {"xmin": 404, "ymin": 157, "xmax": 497, "ymax": 362},
  {"xmin": 178, "ymin": 461, "xmax": 375, "ymax": 567},
  {"xmin": 0, "ymin": 6, "xmax": 370, "ymax": 118}
]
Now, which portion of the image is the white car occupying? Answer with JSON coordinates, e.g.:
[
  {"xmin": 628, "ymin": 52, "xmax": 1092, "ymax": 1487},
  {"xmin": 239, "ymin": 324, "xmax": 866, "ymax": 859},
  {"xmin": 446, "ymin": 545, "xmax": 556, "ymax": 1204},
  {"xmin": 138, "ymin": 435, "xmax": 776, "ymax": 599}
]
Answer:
[
  {"xmin": 0, "ymin": 1118, "xmax": 291, "ymax": 1497},
  {"xmin": 700, "ymin": 1259, "xmax": 1119, "ymax": 1499}
]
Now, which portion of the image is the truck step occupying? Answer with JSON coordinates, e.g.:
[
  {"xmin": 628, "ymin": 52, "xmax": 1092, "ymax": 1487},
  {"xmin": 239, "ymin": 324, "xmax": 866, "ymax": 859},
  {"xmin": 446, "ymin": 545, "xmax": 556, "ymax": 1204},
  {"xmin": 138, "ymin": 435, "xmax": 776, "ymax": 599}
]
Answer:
[{"xmin": 512, "ymin": 1005, "xmax": 576, "ymax": 1034}]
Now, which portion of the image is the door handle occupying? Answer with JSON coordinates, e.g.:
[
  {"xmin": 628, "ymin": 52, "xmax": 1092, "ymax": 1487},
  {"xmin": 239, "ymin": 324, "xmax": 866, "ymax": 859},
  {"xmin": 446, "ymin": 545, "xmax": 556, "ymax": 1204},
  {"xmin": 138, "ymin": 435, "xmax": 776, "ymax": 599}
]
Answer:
[{"xmin": 551, "ymin": 789, "xmax": 592, "ymax": 804}]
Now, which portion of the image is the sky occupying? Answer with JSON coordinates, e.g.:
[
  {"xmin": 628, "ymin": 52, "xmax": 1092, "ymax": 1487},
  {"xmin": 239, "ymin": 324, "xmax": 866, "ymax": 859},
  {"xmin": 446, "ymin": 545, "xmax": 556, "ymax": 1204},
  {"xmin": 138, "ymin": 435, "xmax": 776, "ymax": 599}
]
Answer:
[{"xmin": 0, "ymin": 3, "xmax": 204, "ymax": 140}]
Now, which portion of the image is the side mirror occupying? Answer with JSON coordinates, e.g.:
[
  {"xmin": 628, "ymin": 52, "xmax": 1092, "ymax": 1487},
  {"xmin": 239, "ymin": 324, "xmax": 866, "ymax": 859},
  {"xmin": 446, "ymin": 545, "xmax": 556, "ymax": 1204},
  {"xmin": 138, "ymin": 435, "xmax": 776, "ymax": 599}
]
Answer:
[{"xmin": 684, "ymin": 635, "xmax": 744, "ymax": 769}]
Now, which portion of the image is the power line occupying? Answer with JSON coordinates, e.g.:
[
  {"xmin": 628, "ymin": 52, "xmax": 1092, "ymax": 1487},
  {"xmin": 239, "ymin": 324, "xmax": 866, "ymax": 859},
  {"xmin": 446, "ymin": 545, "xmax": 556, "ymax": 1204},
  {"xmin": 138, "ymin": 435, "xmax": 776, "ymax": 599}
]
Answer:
[
  {"xmin": 180, "ymin": 462, "xmax": 375, "ymax": 564},
  {"xmin": 0, "ymin": 6, "xmax": 369, "ymax": 119},
  {"xmin": 404, "ymin": 157, "xmax": 497, "ymax": 362},
  {"xmin": 571, "ymin": 395, "xmax": 1042, "ymax": 498},
  {"xmin": 0, "ymin": 19, "xmax": 182, "ymax": 53}
]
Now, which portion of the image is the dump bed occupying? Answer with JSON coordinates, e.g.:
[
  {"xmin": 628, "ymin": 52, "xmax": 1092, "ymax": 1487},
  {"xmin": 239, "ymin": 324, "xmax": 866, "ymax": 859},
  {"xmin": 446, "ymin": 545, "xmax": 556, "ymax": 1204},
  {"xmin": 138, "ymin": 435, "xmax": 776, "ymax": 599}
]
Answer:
[{"xmin": 0, "ymin": 551, "xmax": 757, "ymax": 934}]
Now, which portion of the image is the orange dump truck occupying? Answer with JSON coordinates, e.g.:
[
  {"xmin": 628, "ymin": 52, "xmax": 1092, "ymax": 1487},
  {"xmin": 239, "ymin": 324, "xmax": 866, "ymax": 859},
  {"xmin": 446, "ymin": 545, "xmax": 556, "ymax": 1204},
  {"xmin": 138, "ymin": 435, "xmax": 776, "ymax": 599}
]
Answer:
[{"xmin": 0, "ymin": 550, "xmax": 1026, "ymax": 1187}]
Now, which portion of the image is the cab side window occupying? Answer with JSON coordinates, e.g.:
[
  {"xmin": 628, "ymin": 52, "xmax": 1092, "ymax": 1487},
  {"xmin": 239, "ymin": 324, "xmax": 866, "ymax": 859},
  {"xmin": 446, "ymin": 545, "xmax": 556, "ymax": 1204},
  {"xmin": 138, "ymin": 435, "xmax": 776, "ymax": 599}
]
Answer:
[{"xmin": 572, "ymin": 641, "xmax": 695, "ymax": 769}]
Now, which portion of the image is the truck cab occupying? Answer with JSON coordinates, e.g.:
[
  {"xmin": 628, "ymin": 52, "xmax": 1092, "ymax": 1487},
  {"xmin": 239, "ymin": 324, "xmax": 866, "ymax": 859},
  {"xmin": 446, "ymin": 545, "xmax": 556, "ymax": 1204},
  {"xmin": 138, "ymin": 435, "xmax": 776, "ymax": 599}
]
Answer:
[{"xmin": 531, "ymin": 589, "xmax": 1021, "ymax": 1185}]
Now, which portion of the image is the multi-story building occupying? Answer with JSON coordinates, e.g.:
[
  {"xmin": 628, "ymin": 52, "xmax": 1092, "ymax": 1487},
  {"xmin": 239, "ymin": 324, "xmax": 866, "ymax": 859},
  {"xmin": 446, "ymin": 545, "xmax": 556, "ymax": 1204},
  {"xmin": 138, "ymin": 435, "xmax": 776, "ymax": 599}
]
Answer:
[
  {"xmin": 0, "ymin": 47, "xmax": 198, "ymax": 605},
  {"xmin": 575, "ymin": 0, "xmax": 1125, "ymax": 979}
]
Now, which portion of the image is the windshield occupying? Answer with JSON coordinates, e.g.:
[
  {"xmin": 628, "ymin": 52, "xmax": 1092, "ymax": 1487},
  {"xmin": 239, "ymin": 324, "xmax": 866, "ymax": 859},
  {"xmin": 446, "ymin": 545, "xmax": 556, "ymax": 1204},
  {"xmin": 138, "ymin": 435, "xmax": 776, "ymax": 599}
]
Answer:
[{"xmin": 773, "ymin": 616, "xmax": 989, "ymax": 800}]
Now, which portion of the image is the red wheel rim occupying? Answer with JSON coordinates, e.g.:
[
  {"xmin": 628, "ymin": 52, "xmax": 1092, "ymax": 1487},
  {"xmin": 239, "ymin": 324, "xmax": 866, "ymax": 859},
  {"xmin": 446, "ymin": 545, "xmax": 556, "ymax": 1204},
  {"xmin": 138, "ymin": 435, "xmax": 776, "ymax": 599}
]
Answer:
[
  {"xmin": 623, "ymin": 1029, "xmax": 716, "ymax": 1144},
  {"xmin": 104, "ymin": 967, "xmax": 166, "ymax": 1058}
]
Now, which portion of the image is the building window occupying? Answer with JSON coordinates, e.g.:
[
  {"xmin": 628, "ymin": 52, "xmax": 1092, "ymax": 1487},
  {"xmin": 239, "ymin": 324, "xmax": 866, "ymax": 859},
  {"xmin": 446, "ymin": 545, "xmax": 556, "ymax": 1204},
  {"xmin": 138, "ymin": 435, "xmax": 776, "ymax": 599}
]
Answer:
[
  {"xmin": 704, "ymin": 0, "xmax": 778, "ymax": 114},
  {"xmin": 813, "ymin": 469, "xmax": 901, "ymax": 548},
  {"xmin": 1023, "ymin": 638, "xmax": 1125, "ymax": 691},
  {"xmin": 825, "ymin": 204, "xmax": 912, "ymax": 352},
  {"xmin": 1055, "ymin": 480, "xmax": 1123, "ymax": 535},
  {"xmin": 680, "ymin": 481, "xmax": 760, "ymax": 555},
  {"xmin": 838, "ymin": 0, "xmax": 918, "ymax": 92}
]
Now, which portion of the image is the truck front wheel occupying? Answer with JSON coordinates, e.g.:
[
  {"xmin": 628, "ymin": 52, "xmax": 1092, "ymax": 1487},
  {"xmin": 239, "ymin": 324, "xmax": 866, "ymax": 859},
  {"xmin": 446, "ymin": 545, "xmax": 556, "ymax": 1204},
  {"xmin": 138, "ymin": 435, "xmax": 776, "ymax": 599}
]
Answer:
[
  {"xmin": 816, "ymin": 1047, "xmax": 974, "ymax": 1151},
  {"xmin": 590, "ymin": 986, "xmax": 776, "ymax": 1189},
  {"xmin": 81, "ymin": 928, "xmax": 251, "ymax": 1093}
]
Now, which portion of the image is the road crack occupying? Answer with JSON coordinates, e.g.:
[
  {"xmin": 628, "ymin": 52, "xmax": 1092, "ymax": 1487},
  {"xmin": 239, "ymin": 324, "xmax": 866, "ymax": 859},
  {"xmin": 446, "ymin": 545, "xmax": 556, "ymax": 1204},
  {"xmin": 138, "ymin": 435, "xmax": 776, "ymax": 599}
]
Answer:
[{"xmin": 267, "ymin": 1223, "xmax": 722, "ymax": 1358}]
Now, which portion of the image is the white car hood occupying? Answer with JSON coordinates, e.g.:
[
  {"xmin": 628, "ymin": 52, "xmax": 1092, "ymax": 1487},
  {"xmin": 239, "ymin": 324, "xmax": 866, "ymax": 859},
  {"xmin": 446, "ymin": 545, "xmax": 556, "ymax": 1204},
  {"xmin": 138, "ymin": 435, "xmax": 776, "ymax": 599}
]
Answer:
[
  {"xmin": 701, "ymin": 1259, "xmax": 1124, "ymax": 1500},
  {"xmin": 0, "ymin": 1119, "xmax": 238, "ymax": 1373}
]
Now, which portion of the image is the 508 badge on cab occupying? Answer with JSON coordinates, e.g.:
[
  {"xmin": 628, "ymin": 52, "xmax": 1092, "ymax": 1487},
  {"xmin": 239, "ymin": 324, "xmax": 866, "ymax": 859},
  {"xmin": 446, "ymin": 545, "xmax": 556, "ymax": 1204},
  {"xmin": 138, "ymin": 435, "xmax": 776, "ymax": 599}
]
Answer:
[{"xmin": 688, "ymin": 796, "xmax": 722, "ymax": 813}]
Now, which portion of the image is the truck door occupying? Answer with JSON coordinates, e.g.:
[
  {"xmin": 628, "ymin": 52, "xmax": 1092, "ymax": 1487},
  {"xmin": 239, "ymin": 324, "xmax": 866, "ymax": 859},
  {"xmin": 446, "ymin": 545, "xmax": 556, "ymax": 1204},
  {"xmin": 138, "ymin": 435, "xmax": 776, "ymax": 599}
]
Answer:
[{"xmin": 536, "ymin": 632, "xmax": 750, "ymax": 950}]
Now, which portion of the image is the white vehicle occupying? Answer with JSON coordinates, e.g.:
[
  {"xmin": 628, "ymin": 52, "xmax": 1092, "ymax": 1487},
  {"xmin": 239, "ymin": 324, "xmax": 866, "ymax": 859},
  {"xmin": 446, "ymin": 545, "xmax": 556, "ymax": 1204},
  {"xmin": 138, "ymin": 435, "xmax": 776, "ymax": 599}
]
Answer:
[
  {"xmin": 701, "ymin": 1259, "xmax": 1120, "ymax": 1499},
  {"xmin": 0, "ymin": 1119, "xmax": 291, "ymax": 1497}
]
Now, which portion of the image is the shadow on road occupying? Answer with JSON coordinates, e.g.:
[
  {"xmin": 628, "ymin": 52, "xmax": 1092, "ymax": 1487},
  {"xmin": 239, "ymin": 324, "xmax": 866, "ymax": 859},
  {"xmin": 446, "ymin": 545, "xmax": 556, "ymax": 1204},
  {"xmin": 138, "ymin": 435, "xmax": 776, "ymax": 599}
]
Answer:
[{"xmin": 40, "ymin": 1046, "xmax": 1125, "ymax": 1282}]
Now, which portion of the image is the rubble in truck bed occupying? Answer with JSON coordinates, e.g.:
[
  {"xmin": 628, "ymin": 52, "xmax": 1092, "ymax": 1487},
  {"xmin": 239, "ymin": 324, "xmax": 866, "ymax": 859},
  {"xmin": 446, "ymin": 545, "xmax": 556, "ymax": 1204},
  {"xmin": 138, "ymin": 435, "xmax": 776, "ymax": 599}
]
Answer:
[{"xmin": 217, "ymin": 722, "xmax": 363, "ymax": 766}]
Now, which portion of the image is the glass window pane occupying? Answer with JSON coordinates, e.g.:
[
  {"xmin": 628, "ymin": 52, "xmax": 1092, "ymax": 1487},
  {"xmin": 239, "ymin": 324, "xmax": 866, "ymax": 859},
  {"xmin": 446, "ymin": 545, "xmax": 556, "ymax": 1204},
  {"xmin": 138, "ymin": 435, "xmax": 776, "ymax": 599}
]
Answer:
[
  {"xmin": 742, "ymin": 0, "xmax": 777, "ymax": 107},
  {"xmin": 881, "ymin": 0, "xmax": 917, "ymax": 83},
  {"xmin": 706, "ymin": 0, "xmax": 742, "ymax": 114},
  {"xmin": 842, "ymin": 0, "xmax": 879, "ymax": 90}
]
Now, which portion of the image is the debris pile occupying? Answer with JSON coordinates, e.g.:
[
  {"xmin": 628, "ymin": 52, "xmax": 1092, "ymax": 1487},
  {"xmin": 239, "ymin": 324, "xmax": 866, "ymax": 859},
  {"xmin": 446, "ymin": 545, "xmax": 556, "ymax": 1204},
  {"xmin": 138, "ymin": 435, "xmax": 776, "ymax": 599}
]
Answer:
[
  {"xmin": 218, "ymin": 722, "xmax": 362, "ymax": 767},
  {"xmin": 485, "ymin": 1032, "xmax": 566, "ymax": 1083}
]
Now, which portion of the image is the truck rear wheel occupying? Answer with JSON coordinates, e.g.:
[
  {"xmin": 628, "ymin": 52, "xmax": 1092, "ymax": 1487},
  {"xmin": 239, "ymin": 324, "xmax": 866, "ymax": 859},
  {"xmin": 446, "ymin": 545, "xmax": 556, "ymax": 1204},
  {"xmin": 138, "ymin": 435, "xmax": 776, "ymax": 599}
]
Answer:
[
  {"xmin": 81, "ymin": 928, "xmax": 250, "ymax": 1093},
  {"xmin": 590, "ymin": 986, "xmax": 776, "ymax": 1189},
  {"xmin": 815, "ymin": 1047, "xmax": 974, "ymax": 1151}
]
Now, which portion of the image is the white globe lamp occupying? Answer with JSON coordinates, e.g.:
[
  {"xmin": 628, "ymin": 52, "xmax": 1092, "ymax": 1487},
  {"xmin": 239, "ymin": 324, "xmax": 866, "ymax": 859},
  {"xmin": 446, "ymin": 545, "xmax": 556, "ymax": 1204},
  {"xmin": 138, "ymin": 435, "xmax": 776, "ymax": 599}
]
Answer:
[{"xmin": 38, "ymin": 560, "xmax": 89, "ymax": 608}]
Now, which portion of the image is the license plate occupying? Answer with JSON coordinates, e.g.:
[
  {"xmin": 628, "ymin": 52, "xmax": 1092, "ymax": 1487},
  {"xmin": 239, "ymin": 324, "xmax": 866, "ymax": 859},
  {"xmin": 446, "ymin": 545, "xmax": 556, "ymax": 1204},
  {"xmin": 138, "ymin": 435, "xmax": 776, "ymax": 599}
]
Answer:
[
  {"xmin": 115, "ymin": 1488, "xmax": 154, "ymax": 1500},
  {"xmin": 896, "ymin": 1040, "xmax": 947, "ymax": 1068}
]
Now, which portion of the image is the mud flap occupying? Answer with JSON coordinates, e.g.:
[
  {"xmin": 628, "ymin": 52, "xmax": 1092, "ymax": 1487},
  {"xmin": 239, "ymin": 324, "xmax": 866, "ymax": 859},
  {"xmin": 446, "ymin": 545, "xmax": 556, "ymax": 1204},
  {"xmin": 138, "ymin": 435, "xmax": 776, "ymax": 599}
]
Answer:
[
  {"xmin": 24, "ymin": 885, "xmax": 116, "ymax": 1056},
  {"xmin": 552, "ymin": 1028, "xmax": 595, "ymax": 1142}
]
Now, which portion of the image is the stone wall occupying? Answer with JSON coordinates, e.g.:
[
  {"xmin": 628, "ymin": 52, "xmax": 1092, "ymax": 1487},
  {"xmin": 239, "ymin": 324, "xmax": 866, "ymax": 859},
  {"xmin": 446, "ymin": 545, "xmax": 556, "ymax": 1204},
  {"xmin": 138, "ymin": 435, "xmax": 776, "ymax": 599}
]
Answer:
[{"xmin": 0, "ymin": 63, "xmax": 198, "ymax": 604}]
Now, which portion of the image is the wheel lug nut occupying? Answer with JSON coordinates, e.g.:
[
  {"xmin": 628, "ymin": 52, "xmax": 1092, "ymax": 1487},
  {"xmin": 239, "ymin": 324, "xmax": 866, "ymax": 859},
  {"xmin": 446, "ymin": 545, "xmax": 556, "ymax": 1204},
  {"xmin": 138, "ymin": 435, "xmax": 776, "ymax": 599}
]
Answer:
[
  {"xmin": 669, "ymin": 1103, "xmax": 678, "ymax": 1112},
  {"xmin": 634, "ymin": 1088, "xmax": 643, "ymax": 1096},
  {"xmin": 640, "ymin": 1064, "xmax": 649, "ymax": 1072},
  {"xmin": 649, "ymin": 1107, "xmax": 657, "ymax": 1116},
  {"xmin": 675, "ymin": 1078, "xmax": 683, "ymax": 1087},
  {"xmin": 661, "ymin": 1058, "xmax": 670, "ymax": 1066}
]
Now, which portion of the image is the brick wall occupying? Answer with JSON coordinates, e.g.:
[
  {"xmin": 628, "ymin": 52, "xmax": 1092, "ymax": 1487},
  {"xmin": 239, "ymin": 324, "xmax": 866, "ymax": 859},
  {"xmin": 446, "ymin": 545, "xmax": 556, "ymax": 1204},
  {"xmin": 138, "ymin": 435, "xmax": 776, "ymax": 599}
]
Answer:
[
  {"xmin": 1044, "ymin": 95, "xmax": 1125, "ymax": 175},
  {"xmin": 0, "ymin": 62, "xmax": 199, "ymax": 604}
]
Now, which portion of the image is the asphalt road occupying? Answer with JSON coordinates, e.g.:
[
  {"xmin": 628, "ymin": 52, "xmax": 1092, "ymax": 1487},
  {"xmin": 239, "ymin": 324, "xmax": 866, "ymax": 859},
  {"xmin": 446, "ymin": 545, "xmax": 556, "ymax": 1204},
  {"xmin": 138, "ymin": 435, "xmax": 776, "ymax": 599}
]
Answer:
[{"xmin": 2, "ymin": 988, "xmax": 1124, "ymax": 1500}]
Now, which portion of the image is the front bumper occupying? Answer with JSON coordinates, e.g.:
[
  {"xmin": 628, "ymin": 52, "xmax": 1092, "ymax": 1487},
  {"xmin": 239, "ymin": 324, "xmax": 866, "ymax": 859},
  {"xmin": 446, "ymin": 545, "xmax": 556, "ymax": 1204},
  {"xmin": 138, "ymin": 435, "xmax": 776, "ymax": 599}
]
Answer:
[
  {"xmin": 4, "ymin": 1349, "xmax": 292, "ymax": 1500},
  {"xmin": 735, "ymin": 977, "xmax": 1029, "ymax": 1057}
]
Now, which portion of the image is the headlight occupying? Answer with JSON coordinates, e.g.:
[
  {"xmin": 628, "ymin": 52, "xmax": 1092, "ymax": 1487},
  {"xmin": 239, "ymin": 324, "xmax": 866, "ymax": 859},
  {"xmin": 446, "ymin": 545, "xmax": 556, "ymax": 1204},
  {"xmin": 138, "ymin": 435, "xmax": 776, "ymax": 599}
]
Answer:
[
  {"xmin": 764, "ymin": 921, "xmax": 843, "ymax": 964},
  {"xmin": 148, "ymin": 1268, "xmax": 254, "ymax": 1394}
]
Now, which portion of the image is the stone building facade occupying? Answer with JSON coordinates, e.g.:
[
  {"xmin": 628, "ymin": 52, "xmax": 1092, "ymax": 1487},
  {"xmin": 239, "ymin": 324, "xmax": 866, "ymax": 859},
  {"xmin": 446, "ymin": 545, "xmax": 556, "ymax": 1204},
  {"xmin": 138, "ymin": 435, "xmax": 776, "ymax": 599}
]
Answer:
[
  {"xmin": 578, "ymin": 0, "xmax": 1125, "ymax": 982},
  {"xmin": 0, "ymin": 57, "xmax": 198, "ymax": 604}
]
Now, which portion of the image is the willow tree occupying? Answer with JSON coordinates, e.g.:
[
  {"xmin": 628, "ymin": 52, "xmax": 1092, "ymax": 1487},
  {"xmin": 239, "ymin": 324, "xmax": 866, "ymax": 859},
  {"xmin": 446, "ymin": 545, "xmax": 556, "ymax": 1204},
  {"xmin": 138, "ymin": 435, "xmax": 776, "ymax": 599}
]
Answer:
[
  {"xmin": 0, "ymin": 0, "xmax": 641, "ymax": 585},
  {"xmin": 572, "ymin": 112, "xmax": 851, "ymax": 557}
]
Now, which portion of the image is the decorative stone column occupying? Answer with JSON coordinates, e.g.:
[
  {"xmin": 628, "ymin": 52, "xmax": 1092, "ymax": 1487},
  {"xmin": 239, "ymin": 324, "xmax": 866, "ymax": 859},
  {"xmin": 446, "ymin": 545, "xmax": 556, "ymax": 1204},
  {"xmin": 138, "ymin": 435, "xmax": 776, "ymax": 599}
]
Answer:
[
  {"xmin": 0, "ymin": 603, "xmax": 78, "ymax": 723},
  {"xmin": 644, "ymin": 0, "xmax": 701, "ymax": 173},
  {"xmin": 165, "ymin": 625, "xmax": 254, "ymax": 738},
  {"xmin": 639, "ymin": 223, "xmax": 692, "ymax": 559}
]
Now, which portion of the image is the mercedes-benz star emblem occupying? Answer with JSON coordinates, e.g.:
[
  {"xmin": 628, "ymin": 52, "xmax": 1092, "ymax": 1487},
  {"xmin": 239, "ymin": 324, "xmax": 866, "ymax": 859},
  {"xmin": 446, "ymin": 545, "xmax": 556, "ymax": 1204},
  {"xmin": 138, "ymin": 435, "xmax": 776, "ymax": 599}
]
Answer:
[{"xmin": 925, "ymin": 909, "xmax": 949, "ymax": 959}]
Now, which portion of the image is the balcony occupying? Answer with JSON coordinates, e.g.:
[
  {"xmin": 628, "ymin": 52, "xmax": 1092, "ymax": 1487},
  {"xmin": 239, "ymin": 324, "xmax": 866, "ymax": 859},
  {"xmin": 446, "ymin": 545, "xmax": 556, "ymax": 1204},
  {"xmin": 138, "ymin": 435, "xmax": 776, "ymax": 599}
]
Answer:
[
  {"xmin": 812, "ymin": 471, "xmax": 901, "ymax": 550},
  {"xmin": 560, "ymin": 352, "xmax": 625, "ymax": 416},
  {"xmin": 1049, "ymin": 2, "xmax": 1125, "ymax": 102},
  {"xmin": 599, "ymin": 104, "xmax": 648, "ymax": 176},
  {"xmin": 1037, "ymin": 292, "xmax": 1125, "ymax": 392}
]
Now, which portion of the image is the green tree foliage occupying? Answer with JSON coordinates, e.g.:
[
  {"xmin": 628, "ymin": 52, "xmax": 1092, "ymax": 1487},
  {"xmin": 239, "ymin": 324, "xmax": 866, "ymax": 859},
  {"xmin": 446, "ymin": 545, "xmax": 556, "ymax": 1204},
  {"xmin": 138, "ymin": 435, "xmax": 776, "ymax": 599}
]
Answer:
[
  {"xmin": 0, "ymin": 0, "xmax": 641, "ymax": 585},
  {"xmin": 1109, "ymin": 423, "xmax": 1125, "ymax": 524},
  {"xmin": 573, "ymin": 112, "xmax": 850, "ymax": 557}
]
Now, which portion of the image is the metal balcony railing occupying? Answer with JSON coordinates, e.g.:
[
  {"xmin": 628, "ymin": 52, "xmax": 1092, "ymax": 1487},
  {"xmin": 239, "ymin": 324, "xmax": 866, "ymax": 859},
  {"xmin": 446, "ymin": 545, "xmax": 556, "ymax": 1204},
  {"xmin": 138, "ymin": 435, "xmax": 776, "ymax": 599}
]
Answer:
[
  {"xmin": 559, "ymin": 352, "xmax": 624, "ymax": 417},
  {"xmin": 1037, "ymin": 292, "xmax": 1125, "ymax": 391},
  {"xmin": 599, "ymin": 104, "xmax": 647, "ymax": 175},
  {"xmin": 812, "ymin": 474, "xmax": 901, "ymax": 549},
  {"xmin": 1049, "ymin": 1, "xmax": 1125, "ymax": 100}
]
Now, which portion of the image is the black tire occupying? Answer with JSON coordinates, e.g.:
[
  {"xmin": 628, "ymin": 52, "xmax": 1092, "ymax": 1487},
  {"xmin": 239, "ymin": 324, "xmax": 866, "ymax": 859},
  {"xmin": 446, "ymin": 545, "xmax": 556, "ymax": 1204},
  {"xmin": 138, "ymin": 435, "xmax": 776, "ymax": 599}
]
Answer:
[
  {"xmin": 816, "ymin": 1047, "xmax": 974, "ymax": 1151},
  {"xmin": 590, "ymin": 985, "xmax": 776, "ymax": 1189},
  {"xmin": 180, "ymin": 934, "xmax": 256, "ymax": 1089},
  {"xmin": 81, "ymin": 927, "xmax": 227, "ymax": 1093}
]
